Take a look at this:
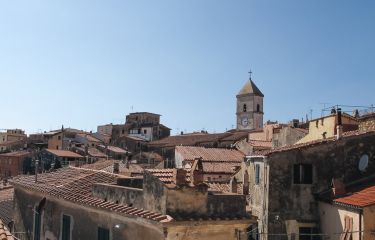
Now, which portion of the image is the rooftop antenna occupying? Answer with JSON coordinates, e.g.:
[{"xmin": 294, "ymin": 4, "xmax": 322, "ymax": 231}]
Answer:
[
  {"xmin": 131, "ymin": 106, "xmax": 134, "ymax": 112},
  {"xmin": 248, "ymin": 69, "xmax": 253, "ymax": 80}
]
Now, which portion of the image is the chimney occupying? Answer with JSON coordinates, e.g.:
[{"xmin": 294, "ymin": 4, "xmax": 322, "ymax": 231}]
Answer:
[
  {"xmin": 336, "ymin": 108, "xmax": 343, "ymax": 140},
  {"xmin": 113, "ymin": 161, "xmax": 119, "ymax": 174},
  {"xmin": 190, "ymin": 158, "xmax": 204, "ymax": 186},
  {"xmin": 353, "ymin": 109, "xmax": 359, "ymax": 118},
  {"xmin": 173, "ymin": 168, "xmax": 187, "ymax": 185},
  {"xmin": 332, "ymin": 178, "xmax": 346, "ymax": 197}
]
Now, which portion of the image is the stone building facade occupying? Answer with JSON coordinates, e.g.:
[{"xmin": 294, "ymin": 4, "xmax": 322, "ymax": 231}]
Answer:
[
  {"xmin": 0, "ymin": 151, "xmax": 31, "ymax": 178},
  {"xmin": 10, "ymin": 166, "xmax": 255, "ymax": 240},
  {"xmin": 235, "ymin": 130, "xmax": 375, "ymax": 239}
]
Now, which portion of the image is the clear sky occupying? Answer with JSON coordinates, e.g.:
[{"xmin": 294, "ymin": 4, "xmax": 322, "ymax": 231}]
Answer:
[{"xmin": 1, "ymin": 0, "xmax": 374, "ymax": 135}]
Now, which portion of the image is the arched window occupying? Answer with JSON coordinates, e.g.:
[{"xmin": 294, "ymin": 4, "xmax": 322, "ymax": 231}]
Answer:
[
  {"xmin": 257, "ymin": 104, "xmax": 260, "ymax": 112},
  {"xmin": 243, "ymin": 104, "xmax": 247, "ymax": 112}
]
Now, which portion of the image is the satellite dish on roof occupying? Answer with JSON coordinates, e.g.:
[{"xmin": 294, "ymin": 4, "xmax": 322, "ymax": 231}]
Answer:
[{"xmin": 358, "ymin": 154, "xmax": 369, "ymax": 172}]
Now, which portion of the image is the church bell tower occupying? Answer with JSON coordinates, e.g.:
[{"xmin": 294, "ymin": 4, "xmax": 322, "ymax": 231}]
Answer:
[{"xmin": 236, "ymin": 71, "xmax": 264, "ymax": 131}]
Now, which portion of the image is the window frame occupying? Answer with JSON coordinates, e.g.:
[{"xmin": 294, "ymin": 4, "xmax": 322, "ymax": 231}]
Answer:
[{"xmin": 61, "ymin": 214, "xmax": 72, "ymax": 240}]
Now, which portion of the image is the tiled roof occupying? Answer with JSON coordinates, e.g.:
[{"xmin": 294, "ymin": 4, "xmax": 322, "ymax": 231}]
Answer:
[
  {"xmin": 45, "ymin": 149, "xmax": 83, "ymax": 158},
  {"xmin": 148, "ymin": 132, "xmax": 232, "ymax": 147},
  {"xmin": 146, "ymin": 169, "xmax": 191, "ymax": 186},
  {"xmin": 0, "ymin": 187, "xmax": 13, "ymax": 226},
  {"xmin": 0, "ymin": 220, "xmax": 14, "ymax": 240},
  {"xmin": 199, "ymin": 162, "xmax": 240, "ymax": 174},
  {"xmin": 0, "ymin": 151, "xmax": 30, "ymax": 157},
  {"xmin": 80, "ymin": 160, "xmax": 144, "ymax": 177},
  {"xmin": 334, "ymin": 184, "xmax": 375, "ymax": 208},
  {"xmin": 217, "ymin": 131, "xmax": 249, "ymax": 142},
  {"xmin": 10, "ymin": 167, "xmax": 170, "ymax": 222},
  {"xmin": 100, "ymin": 145, "xmax": 128, "ymax": 154},
  {"xmin": 176, "ymin": 146, "xmax": 244, "ymax": 162},
  {"xmin": 77, "ymin": 133, "xmax": 103, "ymax": 143}
]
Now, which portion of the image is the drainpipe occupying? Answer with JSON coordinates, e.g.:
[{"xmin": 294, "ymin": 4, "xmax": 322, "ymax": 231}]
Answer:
[{"xmin": 359, "ymin": 210, "xmax": 362, "ymax": 240}]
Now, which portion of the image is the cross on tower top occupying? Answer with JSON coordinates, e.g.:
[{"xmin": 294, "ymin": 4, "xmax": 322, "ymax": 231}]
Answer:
[{"xmin": 248, "ymin": 69, "xmax": 252, "ymax": 80}]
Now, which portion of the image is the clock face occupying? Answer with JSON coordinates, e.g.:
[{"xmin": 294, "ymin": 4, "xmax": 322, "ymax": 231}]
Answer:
[{"xmin": 242, "ymin": 117, "xmax": 249, "ymax": 126}]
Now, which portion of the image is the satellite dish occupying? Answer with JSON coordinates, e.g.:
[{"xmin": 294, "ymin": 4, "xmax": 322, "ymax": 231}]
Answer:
[{"xmin": 358, "ymin": 154, "xmax": 369, "ymax": 172}]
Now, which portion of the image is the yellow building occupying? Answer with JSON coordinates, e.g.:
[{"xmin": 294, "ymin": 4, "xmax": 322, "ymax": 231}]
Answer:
[{"xmin": 297, "ymin": 112, "xmax": 358, "ymax": 144}]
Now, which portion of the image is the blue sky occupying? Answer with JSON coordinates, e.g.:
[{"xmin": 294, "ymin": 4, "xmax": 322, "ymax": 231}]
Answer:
[{"xmin": 0, "ymin": 1, "xmax": 374, "ymax": 134}]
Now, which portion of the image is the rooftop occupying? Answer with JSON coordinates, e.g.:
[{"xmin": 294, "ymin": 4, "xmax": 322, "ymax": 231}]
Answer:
[
  {"xmin": 0, "ymin": 151, "xmax": 30, "ymax": 157},
  {"xmin": 237, "ymin": 79, "xmax": 264, "ymax": 97},
  {"xmin": 176, "ymin": 146, "xmax": 244, "ymax": 162},
  {"xmin": 10, "ymin": 167, "xmax": 170, "ymax": 223},
  {"xmin": 80, "ymin": 159, "xmax": 144, "ymax": 177},
  {"xmin": 45, "ymin": 149, "xmax": 84, "ymax": 158},
  {"xmin": 149, "ymin": 131, "xmax": 248, "ymax": 148}
]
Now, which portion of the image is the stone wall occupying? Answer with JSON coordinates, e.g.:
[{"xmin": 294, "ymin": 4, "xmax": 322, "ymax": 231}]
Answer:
[
  {"xmin": 13, "ymin": 187, "xmax": 165, "ymax": 240},
  {"xmin": 359, "ymin": 116, "xmax": 375, "ymax": 132},
  {"xmin": 92, "ymin": 183, "xmax": 144, "ymax": 208},
  {"xmin": 267, "ymin": 132, "xmax": 375, "ymax": 235}
]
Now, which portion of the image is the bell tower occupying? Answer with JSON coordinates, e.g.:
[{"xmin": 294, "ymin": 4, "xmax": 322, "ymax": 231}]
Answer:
[{"xmin": 236, "ymin": 71, "xmax": 264, "ymax": 130}]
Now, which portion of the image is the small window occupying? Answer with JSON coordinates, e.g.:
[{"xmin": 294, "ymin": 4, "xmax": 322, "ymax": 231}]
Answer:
[
  {"xmin": 255, "ymin": 164, "xmax": 260, "ymax": 184},
  {"xmin": 315, "ymin": 121, "xmax": 319, "ymax": 128},
  {"xmin": 62, "ymin": 215, "xmax": 71, "ymax": 240},
  {"xmin": 294, "ymin": 164, "xmax": 313, "ymax": 184},
  {"xmin": 56, "ymin": 146, "xmax": 59, "ymax": 150},
  {"xmin": 98, "ymin": 227, "xmax": 110, "ymax": 240},
  {"xmin": 243, "ymin": 104, "xmax": 247, "ymax": 112},
  {"xmin": 143, "ymin": 129, "xmax": 147, "ymax": 134},
  {"xmin": 58, "ymin": 136, "xmax": 61, "ymax": 140},
  {"xmin": 34, "ymin": 207, "xmax": 41, "ymax": 240},
  {"xmin": 121, "ymin": 129, "xmax": 125, "ymax": 134},
  {"xmin": 257, "ymin": 104, "xmax": 260, "ymax": 112}
]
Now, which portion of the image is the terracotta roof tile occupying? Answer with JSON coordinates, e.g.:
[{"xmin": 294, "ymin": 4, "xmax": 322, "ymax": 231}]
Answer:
[
  {"xmin": 334, "ymin": 184, "xmax": 375, "ymax": 208},
  {"xmin": 9, "ymin": 167, "xmax": 170, "ymax": 222},
  {"xmin": 0, "ymin": 219, "xmax": 14, "ymax": 240},
  {"xmin": 79, "ymin": 159, "xmax": 144, "ymax": 177},
  {"xmin": 45, "ymin": 149, "xmax": 83, "ymax": 158},
  {"xmin": 176, "ymin": 146, "xmax": 244, "ymax": 162},
  {"xmin": 0, "ymin": 187, "xmax": 13, "ymax": 226}
]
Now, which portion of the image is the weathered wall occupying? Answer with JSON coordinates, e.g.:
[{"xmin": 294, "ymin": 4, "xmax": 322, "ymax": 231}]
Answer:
[
  {"xmin": 164, "ymin": 221, "xmax": 251, "ymax": 240},
  {"xmin": 207, "ymin": 193, "xmax": 247, "ymax": 218},
  {"xmin": 267, "ymin": 133, "xmax": 375, "ymax": 235},
  {"xmin": 359, "ymin": 116, "xmax": 375, "ymax": 133},
  {"xmin": 166, "ymin": 185, "xmax": 208, "ymax": 219},
  {"xmin": 143, "ymin": 172, "xmax": 168, "ymax": 214},
  {"xmin": 13, "ymin": 187, "xmax": 165, "ymax": 240},
  {"xmin": 272, "ymin": 127, "xmax": 307, "ymax": 148},
  {"xmin": 92, "ymin": 183, "xmax": 144, "ymax": 208},
  {"xmin": 363, "ymin": 204, "xmax": 375, "ymax": 240},
  {"xmin": 318, "ymin": 202, "xmax": 362, "ymax": 240}
]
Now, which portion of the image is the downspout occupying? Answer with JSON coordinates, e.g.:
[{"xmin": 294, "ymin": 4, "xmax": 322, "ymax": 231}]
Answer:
[
  {"xmin": 263, "ymin": 156, "xmax": 269, "ymax": 240},
  {"xmin": 359, "ymin": 209, "xmax": 362, "ymax": 240}
]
